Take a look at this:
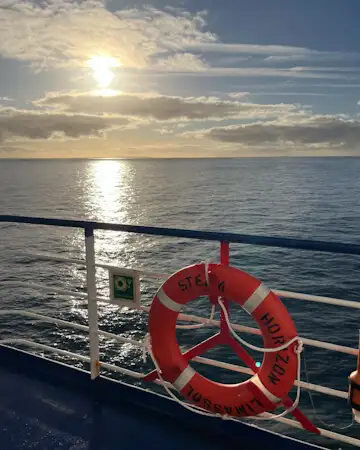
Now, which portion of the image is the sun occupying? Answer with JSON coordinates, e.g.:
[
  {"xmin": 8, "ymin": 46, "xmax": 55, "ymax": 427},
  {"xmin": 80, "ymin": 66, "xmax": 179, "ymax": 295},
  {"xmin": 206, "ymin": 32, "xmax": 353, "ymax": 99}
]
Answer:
[{"xmin": 87, "ymin": 56, "xmax": 121, "ymax": 89}]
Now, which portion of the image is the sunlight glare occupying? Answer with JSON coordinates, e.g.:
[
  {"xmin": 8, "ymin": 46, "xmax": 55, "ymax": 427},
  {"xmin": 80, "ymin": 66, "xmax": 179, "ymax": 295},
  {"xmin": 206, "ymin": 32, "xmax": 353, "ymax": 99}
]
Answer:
[
  {"xmin": 87, "ymin": 56, "xmax": 121, "ymax": 89},
  {"xmin": 90, "ymin": 160, "xmax": 127, "ymax": 222}
]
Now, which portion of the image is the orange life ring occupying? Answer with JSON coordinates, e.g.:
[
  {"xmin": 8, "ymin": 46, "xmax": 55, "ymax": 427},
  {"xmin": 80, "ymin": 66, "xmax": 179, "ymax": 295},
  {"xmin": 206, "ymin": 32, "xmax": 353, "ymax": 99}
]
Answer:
[{"xmin": 148, "ymin": 263, "xmax": 299, "ymax": 418}]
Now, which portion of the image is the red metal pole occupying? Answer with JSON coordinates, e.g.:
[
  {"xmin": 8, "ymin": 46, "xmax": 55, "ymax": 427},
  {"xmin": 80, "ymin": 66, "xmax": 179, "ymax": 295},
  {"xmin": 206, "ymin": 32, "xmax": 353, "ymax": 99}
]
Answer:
[
  {"xmin": 219, "ymin": 241, "xmax": 230, "ymax": 334},
  {"xmin": 220, "ymin": 241, "xmax": 229, "ymax": 265}
]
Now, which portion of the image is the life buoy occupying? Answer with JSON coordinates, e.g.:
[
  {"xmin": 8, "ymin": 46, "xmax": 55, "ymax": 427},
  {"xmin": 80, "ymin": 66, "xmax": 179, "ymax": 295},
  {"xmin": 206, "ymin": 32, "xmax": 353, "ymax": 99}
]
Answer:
[{"xmin": 148, "ymin": 263, "xmax": 299, "ymax": 418}]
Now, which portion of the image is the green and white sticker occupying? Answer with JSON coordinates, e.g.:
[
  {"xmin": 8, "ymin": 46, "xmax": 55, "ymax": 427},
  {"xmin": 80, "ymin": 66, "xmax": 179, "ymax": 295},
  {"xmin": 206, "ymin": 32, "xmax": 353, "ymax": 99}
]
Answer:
[
  {"xmin": 109, "ymin": 268, "xmax": 140, "ymax": 308},
  {"xmin": 113, "ymin": 274, "xmax": 134, "ymax": 300}
]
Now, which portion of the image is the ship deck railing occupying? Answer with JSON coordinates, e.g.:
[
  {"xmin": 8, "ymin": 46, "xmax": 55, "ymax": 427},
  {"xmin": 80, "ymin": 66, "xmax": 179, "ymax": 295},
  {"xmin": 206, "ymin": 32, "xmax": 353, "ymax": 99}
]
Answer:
[{"xmin": 0, "ymin": 215, "xmax": 360, "ymax": 449}]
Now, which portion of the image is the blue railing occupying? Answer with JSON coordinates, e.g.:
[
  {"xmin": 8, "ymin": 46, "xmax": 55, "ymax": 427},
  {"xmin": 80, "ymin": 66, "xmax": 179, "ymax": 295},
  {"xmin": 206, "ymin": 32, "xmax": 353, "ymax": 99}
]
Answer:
[{"xmin": 1, "ymin": 215, "xmax": 360, "ymax": 256}]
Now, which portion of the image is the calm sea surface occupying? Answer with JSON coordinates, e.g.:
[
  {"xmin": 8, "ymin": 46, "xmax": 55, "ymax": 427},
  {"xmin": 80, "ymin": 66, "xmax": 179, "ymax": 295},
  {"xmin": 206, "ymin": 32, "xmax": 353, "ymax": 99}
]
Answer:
[{"xmin": 1, "ymin": 158, "xmax": 360, "ymax": 449}]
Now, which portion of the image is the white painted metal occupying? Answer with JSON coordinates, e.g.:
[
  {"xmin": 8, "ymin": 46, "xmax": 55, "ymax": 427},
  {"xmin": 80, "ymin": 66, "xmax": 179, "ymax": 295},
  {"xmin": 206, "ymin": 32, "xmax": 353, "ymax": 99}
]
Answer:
[
  {"xmin": 3, "ymin": 251, "xmax": 360, "ymax": 448},
  {"xmin": 28, "ymin": 252, "xmax": 168, "ymax": 279},
  {"xmin": 274, "ymin": 289, "xmax": 360, "ymax": 309},
  {"xmin": 0, "ymin": 314, "xmax": 356, "ymax": 447},
  {"xmin": 1, "ymin": 276, "xmax": 357, "ymax": 360},
  {"xmin": 141, "ymin": 306, "xmax": 358, "ymax": 356},
  {"xmin": 0, "ymin": 307, "xmax": 346, "ymax": 404},
  {"xmin": 0, "ymin": 309, "xmax": 348, "ymax": 401},
  {"xmin": 192, "ymin": 356, "xmax": 348, "ymax": 400},
  {"xmin": 84, "ymin": 230, "xmax": 100, "ymax": 379},
  {"xmin": 0, "ymin": 339, "xmax": 172, "ymax": 386},
  {"xmin": 103, "ymin": 264, "xmax": 167, "ymax": 280},
  {"xmin": 0, "ymin": 338, "xmax": 91, "ymax": 363},
  {"xmin": 2, "ymin": 337, "xmax": 356, "ymax": 448},
  {"xmin": 0, "ymin": 281, "xmax": 112, "ymax": 304},
  {"xmin": 0, "ymin": 310, "xmax": 141, "ymax": 346},
  {"xmin": 0, "ymin": 287, "xmax": 355, "ymax": 357},
  {"xmin": 2, "ymin": 281, "xmax": 89, "ymax": 299},
  {"xmin": 253, "ymin": 413, "xmax": 360, "ymax": 448},
  {"xmin": 27, "ymin": 252, "xmax": 360, "ymax": 309}
]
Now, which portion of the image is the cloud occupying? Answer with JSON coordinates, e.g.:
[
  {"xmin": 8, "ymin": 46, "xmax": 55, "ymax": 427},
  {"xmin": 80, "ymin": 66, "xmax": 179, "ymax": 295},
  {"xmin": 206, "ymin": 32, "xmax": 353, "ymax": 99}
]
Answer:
[
  {"xmin": 195, "ymin": 116, "xmax": 360, "ymax": 148},
  {"xmin": 290, "ymin": 66, "xmax": 360, "ymax": 73},
  {"xmin": 0, "ymin": 0, "xmax": 356, "ymax": 82},
  {"xmin": 146, "ymin": 66, "xmax": 351, "ymax": 79},
  {"xmin": 228, "ymin": 92, "xmax": 250, "ymax": 99},
  {"xmin": 151, "ymin": 53, "xmax": 208, "ymax": 71},
  {"xmin": 264, "ymin": 52, "xmax": 360, "ymax": 64},
  {"xmin": 185, "ymin": 43, "xmax": 360, "ymax": 67},
  {"xmin": 36, "ymin": 91, "xmax": 300, "ymax": 121},
  {"xmin": 249, "ymin": 92, "xmax": 331, "ymax": 97},
  {"xmin": 182, "ymin": 43, "xmax": 312, "ymax": 55},
  {"xmin": 0, "ymin": 106, "xmax": 127, "ymax": 142},
  {"xmin": 0, "ymin": 1, "xmax": 215, "ymax": 70},
  {"xmin": 0, "ymin": 144, "xmax": 28, "ymax": 154}
]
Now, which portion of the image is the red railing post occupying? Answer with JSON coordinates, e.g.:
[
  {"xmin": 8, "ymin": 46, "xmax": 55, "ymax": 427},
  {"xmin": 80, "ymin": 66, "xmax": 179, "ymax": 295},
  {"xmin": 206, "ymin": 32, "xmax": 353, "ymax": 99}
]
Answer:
[{"xmin": 219, "ymin": 241, "xmax": 230, "ymax": 334}]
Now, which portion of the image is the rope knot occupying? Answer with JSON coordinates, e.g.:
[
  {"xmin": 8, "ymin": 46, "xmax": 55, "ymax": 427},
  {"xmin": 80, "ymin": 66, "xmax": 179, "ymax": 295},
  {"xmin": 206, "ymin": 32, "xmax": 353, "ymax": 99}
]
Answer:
[
  {"xmin": 294, "ymin": 339, "xmax": 304, "ymax": 355},
  {"xmin": 202, "ymin": 260, "xmax": 211, "ymax": 287}
]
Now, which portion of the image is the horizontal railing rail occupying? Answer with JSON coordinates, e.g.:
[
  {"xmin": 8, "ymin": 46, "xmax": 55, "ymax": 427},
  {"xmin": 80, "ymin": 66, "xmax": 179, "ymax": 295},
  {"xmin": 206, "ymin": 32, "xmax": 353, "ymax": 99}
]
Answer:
[
  {"xmin": 2, "ymin": 214, "xmax": 360, "ymax": 255},
  {"xmin": 26, "ymin": 252, "xmax": 360, "ymax": 309},
  {"xmin": 0, "ymin": 309, "xmax": 349, "ymax": 400},
  {"xmin": 0, "ymin": 311, "xmax": 357, "ymax": 448},
  {"xmin": 1, "ymin": 214, "xmax": 360, "ymax": 449},
  {"xmin": 1, "ymin": 280, "xmax": 357, "ymax": 357}
]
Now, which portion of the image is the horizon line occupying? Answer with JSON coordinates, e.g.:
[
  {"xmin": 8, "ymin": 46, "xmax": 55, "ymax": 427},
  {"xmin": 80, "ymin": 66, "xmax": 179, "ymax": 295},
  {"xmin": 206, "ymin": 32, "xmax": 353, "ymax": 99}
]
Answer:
[{"xmin": 1, "ymin": 155, "xmax": 360, "ymax": 161}]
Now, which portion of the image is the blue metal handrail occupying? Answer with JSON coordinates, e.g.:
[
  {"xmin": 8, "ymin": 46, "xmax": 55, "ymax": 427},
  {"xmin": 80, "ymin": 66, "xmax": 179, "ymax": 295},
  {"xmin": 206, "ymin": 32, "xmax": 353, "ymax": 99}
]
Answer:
[{"xmin": 1, "ymin": 214, "xmax": 360, "ymax": 256}]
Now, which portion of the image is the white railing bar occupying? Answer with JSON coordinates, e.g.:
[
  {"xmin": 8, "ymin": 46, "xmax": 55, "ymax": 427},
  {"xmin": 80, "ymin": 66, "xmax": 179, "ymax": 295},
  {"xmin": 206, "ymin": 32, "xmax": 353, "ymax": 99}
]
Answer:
[
  {"xmin": 0, "ymin": 337, "xmax": 354, "ymax": 447},
  {"xmin": 0, "ymin": 339, "xmax": 91, "ymax": 363},
  {"xmin": 141, "ymin": 306, "xmax": 358, "ymax": 356},
  {"xmin": 98, "ymin": 361, "xmax": 146, "ymax": 379},
  {"xmin": 12, "ymin": 245, "xmax": 359, "ymax": 447},
  {"xmin": 0, "ymin": 309, "xmax": 347, "ymax": 400},
  {"xmin": 193, "ymin": 356, "xmax": 348, "ymax": 400},
  {"xmin": 26, "ymin": 252, "xmax": 360, "ymax": 309},
  {"xmin": 274, "ymin": 289, "xmax": 360, "ymax": 310},
  {"xmin": 97, "ymin": 263, "xmax": 167, "ymax": 280},
  {"xmin": 0, "ymin": 299, "xmax": 355, "ymax": 357},
  {"xmin": 0, "ymin": 302, "xmax": 356, "ymax": 358},
  {"xmin": 96, "ymin": 362, "xmax": 174, "ymax": 389},
  {"xmin": 0, "ymin": 336, "xmax": 346, "ymax": 403},
  {"xmin": 0, "ymin": 339, "xmax": 143, "ymax": 380},
  {"xmin": 252, "ymin": 413, "xmax": 360, "ymax": 448},
  {"xmin": 0, "ymin": 281, "xmax": 110, "ymax": 303},
  {"xmin": 0, "ymin": 339, "xmax": 174, "ymax": 387},
  {"xmin": 1, "ymin": 281, "xmax": 88, "ymax": 299},
  {"xmin": 84, "ymin": 229, "xmax": 100, "ymax": 379},
  {"xmin": 0, "ymin": 310, "xmax": 142, "ymax": 347},
  {"xmin": 0, "ymin": 339, "xmax": 144, "ymax": 380},
  {"xmin": 27, "ymin": 252, "xmax": 168, "ymax": 279}
]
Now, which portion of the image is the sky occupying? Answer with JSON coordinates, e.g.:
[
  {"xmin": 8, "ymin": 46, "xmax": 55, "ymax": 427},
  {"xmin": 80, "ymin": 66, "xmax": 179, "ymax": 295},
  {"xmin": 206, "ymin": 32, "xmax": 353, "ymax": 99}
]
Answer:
[{"xmin": 1, "ymin": 0, "xmax": 360, "ymax": 158}]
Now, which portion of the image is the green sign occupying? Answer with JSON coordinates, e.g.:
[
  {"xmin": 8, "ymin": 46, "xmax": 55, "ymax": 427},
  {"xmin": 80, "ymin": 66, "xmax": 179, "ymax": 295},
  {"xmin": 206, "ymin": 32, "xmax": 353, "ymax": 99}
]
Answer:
[
  {"xmin": 109, "ymin": 268, "xmax": 140, "ymax": 307},
  {"xmin": 113, "ymin": 274, "xmax": 135, "ymax": 301}
]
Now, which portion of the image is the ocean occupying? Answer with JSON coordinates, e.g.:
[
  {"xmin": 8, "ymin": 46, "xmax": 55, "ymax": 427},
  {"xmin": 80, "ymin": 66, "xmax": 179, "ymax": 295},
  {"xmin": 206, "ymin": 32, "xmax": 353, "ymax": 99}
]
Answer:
[{"xmin": 1, "ymin": 157, "xmax": 360, "ymax": 449}]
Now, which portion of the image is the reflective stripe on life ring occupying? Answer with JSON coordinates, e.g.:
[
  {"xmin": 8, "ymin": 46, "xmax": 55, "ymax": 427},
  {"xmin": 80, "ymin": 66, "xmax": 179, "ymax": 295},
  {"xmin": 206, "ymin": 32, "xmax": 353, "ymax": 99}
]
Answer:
[{"xmin": 148, "ymin": 263, "xmax": 299, "ymax": 418}]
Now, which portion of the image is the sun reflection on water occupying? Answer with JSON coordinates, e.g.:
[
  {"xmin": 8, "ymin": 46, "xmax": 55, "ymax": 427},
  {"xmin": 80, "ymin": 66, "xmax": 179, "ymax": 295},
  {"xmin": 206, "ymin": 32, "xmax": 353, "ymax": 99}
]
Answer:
[
  {"xmin": 60, "ymin": 160, "xmax": 136, "ymax": 322},
  {"xmin": 58, "ymin": 160, "xmax": 151, "ymax": 346},
  {"xmin": 89, "ymin": 160, "xmax": 130, "ymax": 223}
]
